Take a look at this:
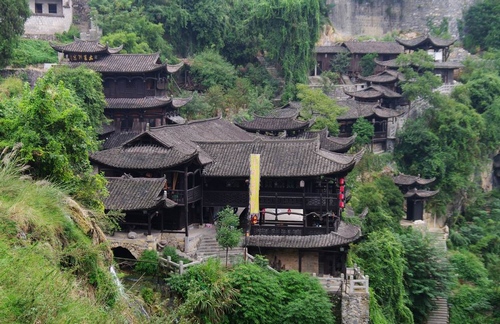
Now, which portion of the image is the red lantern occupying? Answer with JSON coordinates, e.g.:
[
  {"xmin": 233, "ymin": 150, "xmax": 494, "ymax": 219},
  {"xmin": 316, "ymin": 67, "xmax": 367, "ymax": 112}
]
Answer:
[
  {"xmin": 339, "ymin": 177, "xmax": 345, "ymax": 185},
  {"xmin": 339, "ymin": 185, "xmax": 345, "ymax": 193},
  {"xmin": 287, "ymin": 208, "xmax": 291, "ymax": 215},
  {"xmin": 251, "ymin": 215, "xmax": 258, "ymax": 225},
  {"xmin": 339, "ymin": 193, "xmax": 345, "ymax": 200},
  {"xmin": 339, "ymin": 201, "xmax": 345, "ymax": 209}
]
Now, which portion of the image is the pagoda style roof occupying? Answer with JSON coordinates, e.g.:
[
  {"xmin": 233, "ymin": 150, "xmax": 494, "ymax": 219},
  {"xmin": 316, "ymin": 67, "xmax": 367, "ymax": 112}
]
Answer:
[
  {"xmin": 235, "ymin": 112, "xmax": 309, "ymax": 132},
  {"xmin": 314, "ymin": 45, "xmax": 349, "ymax": 54},
  {"xmin": 245, "ymin": 221, "xmax": 361, "ymax": 248},
  {"xmin": 90, "ymin": 144, "xmax": 198, "ymax": 170},
  {"xmin": 50, "ymin": 39, "xmax": 123, "ymax": 54},
  {"xmin": 68, "ymin": 53, "xmax": 166, "ymax": 73},
  {"xmin": 104, "ymin": 176, "xmax": 176, "ymax": 211},
  {"xmin": 404, "ymin": 189, "xmax": 440, "ymax": 199},
  {"xmin": 197, "ymin": 138, "xmax": 359, "ymax": 178},
  {"xmin": 396, "ymin": 35, "xmax": 456, "ymax": 49},
  {"xmin": 375, "ymin": 58, "xmax": 463, "ymax": 70},
  {"xmin": 172, "ymin": 96, "xmax": 193, "ymax": 108},
  {"xmin": 358, "ymin": 70, "xmax": 404, "ymax": 83},
  {"xmin": 344, "ymin": 85, "xmax": 402, "ymax": 100},
  {"xmin": 303, "ymin": 129, "xmax": 357, "ymax": 153},
  {"xmin": 374, "ymin": 58, "xmax": 405, "ymax": 69},
  {"xmin": 343, "ymin": 41, "xmax": 403, "ymax": 54},
  {"xmin": 268, "ymin": 103, "xmax": 301, "ymax": 118},
  {"xmin": 166, "ymin": 61, "xmax": 185, "ymax": 73},
  {"xmin": 337, "ymin": 100, "xmax": 404, "ymax": 120},
  {"xmin": 105, "ymin": 97, "xmax": 172, "ymax": 109},
  {"xmin": 393, "ymin": 174, "xmax": 436, "ymax": 186}
]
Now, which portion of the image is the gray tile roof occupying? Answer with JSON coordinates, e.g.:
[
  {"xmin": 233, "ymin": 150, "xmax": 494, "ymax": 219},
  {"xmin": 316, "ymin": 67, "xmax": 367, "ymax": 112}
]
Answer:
[
  {"xmin": 172, "ymin": 97, "xmax": 193, "ymax": 108},
  {"xmin": 344, "ymin": 85, "xmax": 402, "ymax": 100},
  {"xmin": 51, "ymin": 40, "xmax": 123, "ymax": 54},
  {"xmin": 358, "ymin": 70, "xmax": 403, "ymax": 83},
  {"xmin": 396, "ymin": 35, "xmax": 456, "ymax": 49},
  {"xmin": 105, "ymin": 97, "xmax": 172, "ymax": 109},
  {"xmin": 393, "ymin": 174, "xmax": 436, "ymax": 186},
  {"xmin": 337, "ymin": 100, "xmax": 404, "ymax": 120},
  {"xmin": 104, "ymin": 176, "xmax": 176, "ymax": 210},
  {"xmin": 102, "ymin": 132, "xmax": 141, "ymax": 150},
  {"xmin": 235, "ymin": 115, "xmax": 309, "ymax": 132},
  {"xmin": 197, "ymin": 138, "xmax": 356, "ymax": 177},
  {"xmin": 404, "ymin": 189, "xmax": 439, "ymax": 199},
  {"xmin": 245, "ymin": 221, "xmax": 361, "ymax": 248},
  {"xmin": 68, "ymin": 53, "xmax": 166, "ymax": 73},
  {"xmin": 90, "ymin": 145, "xmax": 197, "ymax": 170},
  {"xmin": 343, "ymin": 41, "xmax": 403, "ymax": 54},
  {"xmin": 314, "ymin": 45, "xmax": 349, "ymax": 54}
]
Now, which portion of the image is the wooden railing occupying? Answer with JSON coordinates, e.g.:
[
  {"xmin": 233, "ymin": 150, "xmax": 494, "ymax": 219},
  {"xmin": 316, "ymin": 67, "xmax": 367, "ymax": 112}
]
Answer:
[
  {"xmin": 344, "ymin": 264, "xmax": 369, "ymax": 294},
  {"xmin": 159, "ymin": 256, "xmax": 203, "ymax": 275},
  {"xmin": 168, "ymin": 185, "xmax": 202, "ymax": 205}
]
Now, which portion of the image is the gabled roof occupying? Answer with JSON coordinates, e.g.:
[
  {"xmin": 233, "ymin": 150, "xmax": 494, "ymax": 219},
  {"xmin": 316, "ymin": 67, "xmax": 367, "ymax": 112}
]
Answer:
[
  {"xmin": 50, "ymin": 39, "xmax": 123, "ymax": 54},
  {"xmin": 343, "ymin": 41, "xmax": 403, "ymax": 54},
  {"xmin": 90, "ymin": 144, "xmax": 198, "ymax": 170},
  {"xmin": 104, "ymin": 176, "xmax": 176, "ymax": 211},
  {"xmin": 68, "ymin": 53, "xmax": 166, "ymax": 73},
  {"xmin": 374, "ymin": 58, "xmax": 406, "ymax": 69},
  {"xmin": 102, "ymin": 132, "xmax": 142, "ymax": 150},
  {"xmin": 197, "ymin": 138, "xmax": 357, "ymax": 178},
  {"xmin": 404, "ymin": 189, "xmax": 439, "ymax": 199},
  {"xmin": 337, "ymin": 100, "xmax": 404, "ymax": 120},
  {"xmin": 396, "ymin": 35, "xmax": 456, "ymax": 49},
  {"xmin": 344, "ymin": 85, "xmax": 402, "ymax": 100},
  {"xmin": 314, "ymin": 45, "xmax": 349, "ymax": 54},
  {"xmin": 245, "ymin": 221, "xmax": 361, "ymax": 248},
  {"xmin": 105, "ymin": 97, "xmax": 172, "ymax": 109},
  {"xmin": 358, "ymin": 70, "xmax": 404, "ymax": 83},
  {"xmin": 393, "ymin": 174, "xmax": 436, "ymax": 186}
]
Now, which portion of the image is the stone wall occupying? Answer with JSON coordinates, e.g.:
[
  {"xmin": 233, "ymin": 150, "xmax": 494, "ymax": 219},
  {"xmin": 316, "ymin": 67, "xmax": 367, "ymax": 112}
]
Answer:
[
  {"xmin": 342, "ymin": 292, "xmax": 370, "ymax": 324},
  {"xmin": 328, "ymin": 0, "xmax": 477, "ymax": 39},
  {"xmin": 24, "ymin": 0, "xmax": 73, "ymax": 36}
]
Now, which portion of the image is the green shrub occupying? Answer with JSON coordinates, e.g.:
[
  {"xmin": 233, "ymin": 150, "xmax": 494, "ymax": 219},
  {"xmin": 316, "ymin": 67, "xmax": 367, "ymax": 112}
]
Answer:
[
  {"xmin": 162, "ymin": 246, "xmax": 181, "ymax": 263},
  {"xmin": 135, "ymin": 250, "xmax": 158, "ymax": 276},
  {"xmin": 141, "ymin": 287, "xmax": 155, "ymax": 305},
  {"xmin": 10, "ymin": 39, "xmax": 58, "ymax": 67}
]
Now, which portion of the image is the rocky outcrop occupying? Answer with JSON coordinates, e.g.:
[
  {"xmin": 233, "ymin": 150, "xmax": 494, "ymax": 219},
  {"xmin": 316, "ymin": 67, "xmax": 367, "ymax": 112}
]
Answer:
[{"xmin": 327, "ymin": 0, "xmax": 477, "ymax": 39}]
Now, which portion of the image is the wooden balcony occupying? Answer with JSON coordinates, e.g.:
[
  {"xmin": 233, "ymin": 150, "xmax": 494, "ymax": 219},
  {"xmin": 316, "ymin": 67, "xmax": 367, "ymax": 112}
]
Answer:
[
  {"xmin": 168, "ymin": 185, "xmax": 202, "ymax": 205},
  {"xmin": 203, "ymin": 190, "xmax": 338, "ymax": 209},
  {"xmin": 250, "ymin": 225, "xmax": 330, "ymax": 236}
]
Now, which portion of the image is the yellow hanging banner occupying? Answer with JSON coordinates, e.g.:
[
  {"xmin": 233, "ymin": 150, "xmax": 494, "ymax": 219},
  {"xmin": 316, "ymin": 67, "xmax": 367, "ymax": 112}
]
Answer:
[{"xmin": 249, "ymin": 154, "xmax": 260, "ymax": 215}]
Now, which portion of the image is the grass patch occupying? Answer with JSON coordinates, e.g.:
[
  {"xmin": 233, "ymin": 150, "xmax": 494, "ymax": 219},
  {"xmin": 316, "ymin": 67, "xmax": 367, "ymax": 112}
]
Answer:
[{"xmin": 10, "ymin": 39, "xmax": 58, "ymax": 68}]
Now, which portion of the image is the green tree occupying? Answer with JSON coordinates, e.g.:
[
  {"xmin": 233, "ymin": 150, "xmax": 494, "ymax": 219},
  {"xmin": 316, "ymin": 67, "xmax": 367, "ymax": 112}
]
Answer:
[
  {"xmin": 351, "ymin": 229, "xmax": 413, "ymax": 324},
  {"xmin": 330, "ymin": 52, "xmax": 351, "ymax": 76},
  {"xmin": 399, "ymin": 229, "xmax": 452, "ymax": 324},
  {"xmin": 296, "ymin": 83, "xmax": 346, "ymax": 134},
  {"xmin": 461, "ymin": 0, "xmax": 500, "ymax": 51},
  {"xmin": 190, "ymin": 50, "xmax": 237, "ymax": 90},
  {"xmin": 0, "ymin": 77, "xmax": 106, "ymax": 210},
  {"xmin": 167, "ymin": 258, "xmax": 238, "ymax": 323},
  {"xmin": 215, "ymin": 207, "xmax": 242, "ymax": 267},
  {"xmin": 252, "ymin": 0, "xmax": 324, "ymax": 100},
  {"xmin": 396, "ymin": 50, "xmax": 442, "ymax": 102},
  {"xmin": 360, "ymin": 53, "xmax": 378, "ymax": 77},
  {"xmin": 352, "ymin": 117, "xmax": 374, "ymax": 147},
  {"xmin": 43, "ymin": 66, "xmax": 107, "ymax": 131},
  {"xmin": 0, "ymin": 0, "xmax": 30, "ymax": 68},
  {"xmin": 135, "ymin": 250, "xmax": 159, "ymax": 276}
]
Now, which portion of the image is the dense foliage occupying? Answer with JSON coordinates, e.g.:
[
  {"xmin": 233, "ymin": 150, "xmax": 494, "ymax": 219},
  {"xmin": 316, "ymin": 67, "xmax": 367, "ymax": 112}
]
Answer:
[
  {"xmin": 215, "ymin": 207, "xmax": 242, "ymax": 267},
  {"xmin": 168, "ymin": 259, "xmax": 335, "ymax": 323},
  {"xmin": 0, "ymin": 151, "xmax": 139, "ymax": 322},
  {"xmin": 0, "ymin": 0, "xmax": 30, "ymax": 68},
  {"xmin": 461, "ymin": 0, "xmax": 500, "ymax": 52},
  {"xmin": 0, "ymin": 73, "xmax": 107, "ymax": 210},
  {"xmin": 10, "ymin": 39, "xmax": 59, "ymax": 68}
]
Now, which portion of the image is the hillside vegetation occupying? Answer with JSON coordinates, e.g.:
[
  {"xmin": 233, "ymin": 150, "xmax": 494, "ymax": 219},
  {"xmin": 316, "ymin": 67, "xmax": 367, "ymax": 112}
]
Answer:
[{"xmin": 0, "ymin": 149, "xmax": 143, "ymax": 323}]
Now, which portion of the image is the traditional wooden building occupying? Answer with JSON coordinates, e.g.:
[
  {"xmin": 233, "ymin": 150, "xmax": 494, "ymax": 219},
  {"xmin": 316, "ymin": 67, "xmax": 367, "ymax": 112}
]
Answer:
[
  {"xmin": 374, "ymin": 58, "xmax": 463, "ymax": 85},
  {"xmin": 396, "ymin": 35, "xmax": 456, "ymax": 62},
  {"xmin": 357, "ymin": 69, "xmax": 405, "ymax": 92},
  {"xmin": 342, "ymin": 41, "xmax": 404, "ymax": 77},
  {"xmin": 91, "ymin": 116, "xmax": 364, "ymax": 275},
  {"xmin": 314, "ymin": 44, "xmax": 349, "ymax": 75},
  {"xmin": 337, "ymin": 100, "xmax": 404, "ymax": 152},
  {"xmin": 392, "ymin": 174, "xmax": 439, "ymax": 221},
  {"xmin": 51, "ymin": 39, "xmax": 189, "ymax": 132},
  {"xmin": 344, "ymin": 84, "xmax": 404, "ymax": 108}
]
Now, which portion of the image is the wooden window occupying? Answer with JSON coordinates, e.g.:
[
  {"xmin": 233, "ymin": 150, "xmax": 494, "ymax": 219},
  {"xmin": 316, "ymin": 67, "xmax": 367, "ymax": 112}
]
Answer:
[
  {"xmin": 48, "ymin": 3, "xmax": 57, "ymax": 14},
  {"xmin": 35, "ymin": 3, "xmax": 43, "ymax": 13}
]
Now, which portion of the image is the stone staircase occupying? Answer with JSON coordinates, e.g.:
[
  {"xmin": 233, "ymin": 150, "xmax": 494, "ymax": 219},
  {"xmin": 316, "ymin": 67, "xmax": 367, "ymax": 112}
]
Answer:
[
  {"xmin": 426, "ymin": 228, "xmax": 449, "ymax": 324},
  {"xmin": 426, "ymin": 297, "xmax": 449, "ymax": 324},
  {"xmin": 195, "ymin": 235, "xmax": 245, "ymax": 265}
]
